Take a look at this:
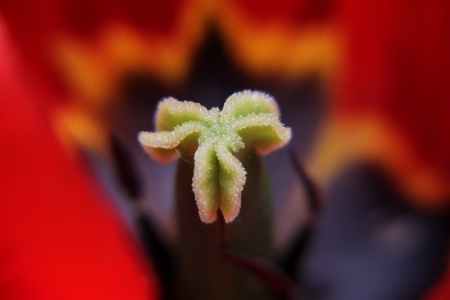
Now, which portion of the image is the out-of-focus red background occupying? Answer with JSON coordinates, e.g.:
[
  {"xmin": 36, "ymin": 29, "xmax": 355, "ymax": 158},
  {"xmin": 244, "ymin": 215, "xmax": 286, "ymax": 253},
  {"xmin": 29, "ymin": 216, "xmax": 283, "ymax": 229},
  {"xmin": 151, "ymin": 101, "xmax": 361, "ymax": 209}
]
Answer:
[{"xmin": 0, "ymin": 0, "xmax": 449, "ymax": 299}]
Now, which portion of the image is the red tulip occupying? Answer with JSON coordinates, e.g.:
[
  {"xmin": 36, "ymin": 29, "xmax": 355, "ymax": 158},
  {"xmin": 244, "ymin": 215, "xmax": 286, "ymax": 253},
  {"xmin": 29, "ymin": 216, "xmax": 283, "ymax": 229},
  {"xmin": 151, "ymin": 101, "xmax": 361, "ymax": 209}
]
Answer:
[{"xmin": 0, "ymin": 17, "xmax": 159, "ymax": 299}]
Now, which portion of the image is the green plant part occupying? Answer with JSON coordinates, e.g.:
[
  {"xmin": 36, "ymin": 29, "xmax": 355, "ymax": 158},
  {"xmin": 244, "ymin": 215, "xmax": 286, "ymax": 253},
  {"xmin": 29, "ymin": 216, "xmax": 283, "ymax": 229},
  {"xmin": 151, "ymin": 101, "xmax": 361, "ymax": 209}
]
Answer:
[{"xmin": 138, "ymin": 90, "xmax": 291, "ymax": 223}]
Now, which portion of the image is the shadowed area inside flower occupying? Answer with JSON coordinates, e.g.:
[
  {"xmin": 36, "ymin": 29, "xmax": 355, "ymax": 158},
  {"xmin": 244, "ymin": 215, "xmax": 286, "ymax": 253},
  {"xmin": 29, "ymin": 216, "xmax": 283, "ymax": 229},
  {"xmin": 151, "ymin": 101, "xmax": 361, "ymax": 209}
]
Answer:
[{"xmin": 138, "ymin": 90, "xmax": 291, "ymax": 223}]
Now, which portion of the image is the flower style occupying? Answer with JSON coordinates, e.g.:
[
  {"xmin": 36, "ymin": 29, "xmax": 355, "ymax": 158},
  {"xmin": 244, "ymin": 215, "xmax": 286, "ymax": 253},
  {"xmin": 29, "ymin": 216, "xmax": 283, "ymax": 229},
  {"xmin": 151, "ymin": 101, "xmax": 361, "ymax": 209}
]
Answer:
[{"xmin": 138, "ymin": 90, "xmax": 291, "ymax": 223}]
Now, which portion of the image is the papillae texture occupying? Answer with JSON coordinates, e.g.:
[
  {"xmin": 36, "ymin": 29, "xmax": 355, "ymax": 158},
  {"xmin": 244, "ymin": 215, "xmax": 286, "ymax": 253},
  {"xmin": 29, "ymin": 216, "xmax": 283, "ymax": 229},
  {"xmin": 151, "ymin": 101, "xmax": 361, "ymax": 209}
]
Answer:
[{"xmin": 138, "ymin": 90, "xmax": 291, "ymax": 223}]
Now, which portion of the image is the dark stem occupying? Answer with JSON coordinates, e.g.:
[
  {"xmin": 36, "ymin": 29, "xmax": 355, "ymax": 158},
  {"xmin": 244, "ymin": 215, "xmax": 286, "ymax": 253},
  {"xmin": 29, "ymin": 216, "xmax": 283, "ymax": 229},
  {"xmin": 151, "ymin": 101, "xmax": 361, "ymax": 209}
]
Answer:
[
  {"xmin": 280, "ymin": 150, "xmax": 321, "ymax": 279},
  {"xmin": 222, "ymin": 250, "xmax": 294, "ymax": 298},
  {"xmin": 289, "ymin": 150, "xmax": 321, "ymax": 215},
  {"xmin": 218, "ymin": 208, "xmax": 294, "ymax": 298}
]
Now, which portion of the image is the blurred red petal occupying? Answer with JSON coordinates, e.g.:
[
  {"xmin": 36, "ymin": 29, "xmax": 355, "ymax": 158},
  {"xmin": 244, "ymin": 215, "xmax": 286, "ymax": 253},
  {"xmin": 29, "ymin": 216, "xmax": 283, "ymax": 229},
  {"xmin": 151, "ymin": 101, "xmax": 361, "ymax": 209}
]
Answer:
[
  {"xmin": 424, "ymin": 267, "xmax": 450, "ymax": 300},
  {"xmin": 0, "ymin": 17, "xmax": 159, "ymax": 299},
  {"xmin": 0, "ymin": 0, "xmax": 210, "ymax": 102},
  {"xmin": 217, "ymin": 0, "xmax": 340, "ymax": 79},
  {"xmin": 312, "ymin": 0, "xmax": 450, "ymax": 206}
]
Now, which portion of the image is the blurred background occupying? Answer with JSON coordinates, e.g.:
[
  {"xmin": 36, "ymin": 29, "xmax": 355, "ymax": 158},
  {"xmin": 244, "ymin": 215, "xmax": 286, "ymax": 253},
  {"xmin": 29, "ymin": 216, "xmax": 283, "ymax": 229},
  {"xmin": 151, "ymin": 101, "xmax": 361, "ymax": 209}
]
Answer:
[{"xmin": 1, "ymin": 0, "xmax": 449, "ymax": 299}]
